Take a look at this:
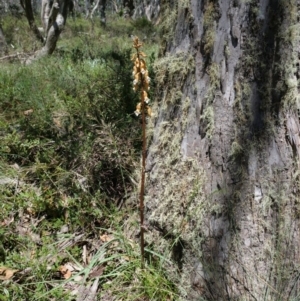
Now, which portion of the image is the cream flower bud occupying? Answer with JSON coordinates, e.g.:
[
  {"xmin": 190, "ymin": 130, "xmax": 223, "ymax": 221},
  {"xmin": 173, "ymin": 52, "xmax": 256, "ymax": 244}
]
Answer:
[
  {"xmin": 147, "ymin": 106, "xmax": 152, "ymax": 117},
  {"xmin": 140, "ymin": 59, "xmax": 146, "ymax": 70},
  {"xmin": 134, "ymin": 103, "xmax": 141, "ymax": 116},
  {"xmin": 142, "ymin": 90, "xmax": 150, "ymax": 104},
  {"xmin": 134, "ymin": 73, "xmax": 140, "ymax": 82}
]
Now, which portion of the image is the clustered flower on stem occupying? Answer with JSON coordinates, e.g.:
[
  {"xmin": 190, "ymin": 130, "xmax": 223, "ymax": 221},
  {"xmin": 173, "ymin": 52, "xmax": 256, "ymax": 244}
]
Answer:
[{"xmin": 131, "ymin": 36, "xmax": 152, "ymax": 117}]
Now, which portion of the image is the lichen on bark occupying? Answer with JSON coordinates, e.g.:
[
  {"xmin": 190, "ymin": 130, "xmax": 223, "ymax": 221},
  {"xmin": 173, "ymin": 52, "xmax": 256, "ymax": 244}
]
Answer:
[{"xmin": 145, "ymin": 0, "xmax": 300, "ymax": 299}]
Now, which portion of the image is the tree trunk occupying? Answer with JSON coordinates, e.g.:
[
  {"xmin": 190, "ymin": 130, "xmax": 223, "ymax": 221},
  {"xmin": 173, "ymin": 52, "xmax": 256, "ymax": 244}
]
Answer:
[
  {"xmin": 145, "ymin": 0, "xmax": 300, "ymax": 300},
  {"xmin": 90, "ymin": 0, "xmax": 106, "ymax": 24},
  {"xmin": 26, "ymin": 0, "xmax": 70, "ymax": 63},
  {"xmin": 123, "ymin": 0, "xmax": 134, "ymax": 18},
  {"xmin": 20, "ymin": 0, "xmax": 44, "ymax": 43},
  {"xmin": 84, "ymin": 0, "xmax": 90, "ymax": 18},
  {"xmin": 0, "ymin": 22, "xmax": 7, "ymax": 54},
  {"xmin": 132, "ymin": 0, "xmax": 160, "ymax": 21}
]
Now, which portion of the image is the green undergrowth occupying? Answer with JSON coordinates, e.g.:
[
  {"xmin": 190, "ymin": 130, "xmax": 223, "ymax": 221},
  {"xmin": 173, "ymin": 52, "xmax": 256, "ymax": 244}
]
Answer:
[{"xmin": 0, "ymin": 14, "xmax": 178, "ymax": 300}]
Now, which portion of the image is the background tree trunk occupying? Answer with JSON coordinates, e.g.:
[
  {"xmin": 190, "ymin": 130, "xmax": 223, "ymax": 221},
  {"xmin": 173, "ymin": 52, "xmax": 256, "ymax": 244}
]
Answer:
[
  {"xmin": 27, "ymin": 0, "xmax": 70, "ymax": 63},
  {"xmin": 123, "ymin": 0, "xmax": 134, "ymax": 18},
  {"xmin": 0, "ymin": 22, "xmax": 7, "ymax": 54},
  {"xmin": 145, "ymin": 0, "xmax": 300, "ymax": 300},
  {"xmin": 20, "ymin": 0, "xmax": 44, "ymax": 43},
  {"xmin": 90, "ymin": 0, "xmax": 106, "ymax": 24},
  {"xmin": 132, "ymin": 0, "xmax": 160, "ymax": 21}
]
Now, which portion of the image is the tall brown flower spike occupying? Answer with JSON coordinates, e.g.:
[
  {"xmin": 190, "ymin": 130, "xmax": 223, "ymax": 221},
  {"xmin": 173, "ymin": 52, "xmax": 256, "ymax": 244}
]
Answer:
[{"xmin": 132, "ymin": 36, "xmax": 152, "ymax": 268}]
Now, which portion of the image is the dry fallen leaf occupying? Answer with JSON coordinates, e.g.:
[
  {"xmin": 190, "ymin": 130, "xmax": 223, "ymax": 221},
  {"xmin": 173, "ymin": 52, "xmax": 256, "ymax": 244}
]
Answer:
[
  {"xmin": 0, "ymin": 216, "xmax": 14, "ymax": 226},
  {"xmin": 59, "ymin": 265, "xmax": 72, "ymax": 279},
  {"xmin": 76, "ymin": 277, "xmax": 99, "ymax": 301},
  {"xmin": 59, "ymin": 262, "xmax": 81, "ymax": 279},
  {"xmin": 89, "ymin": 265, "xmax": 105, "ymax": 278},
  {"xmin": 0, "ymin": 266, "xmax": 18, "ymax": 280},
  {"xmin": 100, "ymin": 234, "xmax": 112, "ymax": 242},
  {"xmin": 23, "ymin": 109, "xmax": 33, "ymax": 116}
]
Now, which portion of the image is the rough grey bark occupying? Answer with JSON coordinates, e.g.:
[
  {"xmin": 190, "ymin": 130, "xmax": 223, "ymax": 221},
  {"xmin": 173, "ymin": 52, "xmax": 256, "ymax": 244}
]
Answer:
[
  {"xmin": 133, "ymin": 0, "xmax": 160, "ymax": 21},
  {"xmin": 144, "ymin": 0, "xmax": 300, "ymax": 300},
  {"xmin": 41, "ymin": 0, "xmax": 52, "ymax": 31}
]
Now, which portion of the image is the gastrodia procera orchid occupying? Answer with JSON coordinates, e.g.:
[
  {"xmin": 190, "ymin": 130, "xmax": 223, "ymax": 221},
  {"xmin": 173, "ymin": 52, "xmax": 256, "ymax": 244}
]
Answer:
[
  {"xmin": 132, "ymin": 36, "xmax": 152, "ymax": 269},
  {"xmin": 132, "ymin": 36, "xmax": 152, "ymax": 116}
]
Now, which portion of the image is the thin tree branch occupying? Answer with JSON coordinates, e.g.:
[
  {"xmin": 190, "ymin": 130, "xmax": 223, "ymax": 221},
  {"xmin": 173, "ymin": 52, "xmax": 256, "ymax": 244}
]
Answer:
[
  {"xmin": 90, "ymin": 0, "xmax": 100, "ymax": 18},
  {"xmin": 0, "ymin": 52, "xmax": 33, "ymax": 61}
]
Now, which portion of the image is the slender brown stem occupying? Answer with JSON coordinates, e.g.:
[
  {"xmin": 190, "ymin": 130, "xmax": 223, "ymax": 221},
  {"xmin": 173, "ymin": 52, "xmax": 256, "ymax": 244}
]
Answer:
[
  {"xmin": 138, "ymin": 52, "xmax": 146, "ymax": 269},
  {"xmin": 140, "ymin": 97, "xmax": 146, "ymax": 269}
]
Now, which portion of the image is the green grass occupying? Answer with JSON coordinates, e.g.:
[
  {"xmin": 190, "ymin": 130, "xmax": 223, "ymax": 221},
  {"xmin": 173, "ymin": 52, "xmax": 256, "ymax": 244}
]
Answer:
[{"xmin": 0, "ymin": 13, "xmax": 179, "ymax": 301}]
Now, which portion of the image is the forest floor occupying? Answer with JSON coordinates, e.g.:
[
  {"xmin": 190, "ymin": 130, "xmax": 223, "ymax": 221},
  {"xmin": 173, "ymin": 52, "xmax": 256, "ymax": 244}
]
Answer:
[{"xmin": 0, "ymin": 13, "xmax": 179, "ymax": 301}]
